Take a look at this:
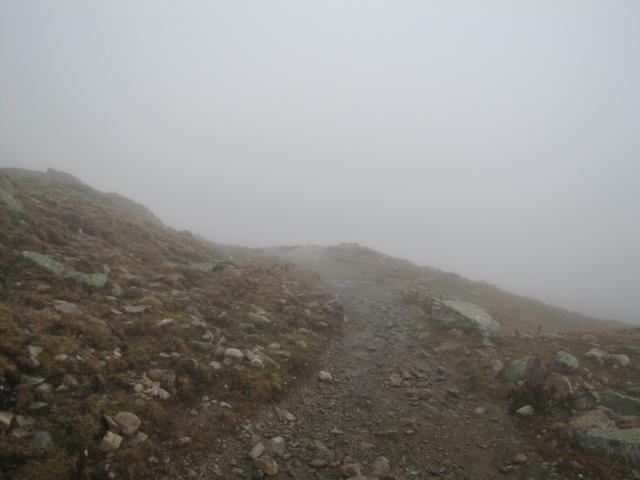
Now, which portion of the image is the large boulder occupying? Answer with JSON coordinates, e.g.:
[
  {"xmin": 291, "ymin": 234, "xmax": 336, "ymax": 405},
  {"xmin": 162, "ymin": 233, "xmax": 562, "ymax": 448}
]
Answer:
[
  {"xmin": 585, "ymin": 348, "xmax": 631, "ymax": 368},
  {"xmin": 579, "ymin": 428, "xmax": 640, "ymax": 464},
  {"xmin": 505, "ymin": 356, "xmax": 546, "ymax": 383},
  {"xmin": 569, "ymin": 409, "xmax": 616, "ymax": 432},
  {"xmin": 600, "ymin": 391, "xmax": 640, "ymax": 416},
  {"xmin": 0, "ymin": 177, "xmax": 23, "ymax": 212},
  {"xmin": 555, "ymin": 351, "xmax": 579, "ymax": 373},
  {"xmin": 434, "ymin": 300, "xmax": 501, "ymax": 337}
]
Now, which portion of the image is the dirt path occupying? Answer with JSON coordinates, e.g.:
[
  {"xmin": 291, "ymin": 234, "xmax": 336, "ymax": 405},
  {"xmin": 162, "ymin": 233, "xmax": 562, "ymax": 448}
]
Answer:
[{"xmin": 162, "ymin": 255, "xmax": 553, "ymax": 480}]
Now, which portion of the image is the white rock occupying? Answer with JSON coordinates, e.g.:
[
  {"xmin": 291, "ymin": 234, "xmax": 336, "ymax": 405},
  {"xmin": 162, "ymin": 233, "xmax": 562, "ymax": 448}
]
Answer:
[
  {"xmin": 100, "ymin": 431, "xmax": 123, "ymax": 452},
  {"xmin": 267, "ymin": 436, "xmax": 286, "ymax": 457},
  {"xmin": 318, "ymin": 371, "xmax": 333, "ymax": 382},
  {"xmin": 371, "ymin": 456, "xmax": 391, "ymax": 477},
  {"xmin": 250, "ymin": 358, "xmax": 264, "ymax": 369},
  {"xmin": 515, "ymin": 405, "xmax": 535, "ymax": 417},
  {"xmin": 249, "ymin": 442, "xmax": 265, "ymax": 459},
  {"xmin": 157, "ymin": 388, "xmax": 171, "ymax": 400},
  {"xmin": 114, "ymin": 412, "xmax": 141, "ymax": 436},
  {"xmin": 224, "ymin": 348, "xmax": 245, "ymax": 362},
  {"xmin": 28, "ymin": 346, "xmax": 42, "ymax": 358},
  {"xmin": 0, "ymin": 411, "xmax": 14, "ymax": 429}
]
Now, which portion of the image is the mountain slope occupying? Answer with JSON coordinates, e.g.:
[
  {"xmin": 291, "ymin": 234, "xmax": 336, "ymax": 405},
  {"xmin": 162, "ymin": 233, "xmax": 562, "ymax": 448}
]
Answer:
[{"xmin": 0, "ymin": 168, "xmax": 341, "ymax": 479}]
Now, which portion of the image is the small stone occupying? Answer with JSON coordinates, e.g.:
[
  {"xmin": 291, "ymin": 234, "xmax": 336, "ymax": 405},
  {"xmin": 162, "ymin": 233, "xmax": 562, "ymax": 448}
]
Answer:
[
  {"xmin": 0, "ymin": 411, "xmax": 14, "ymax": 429},
  {"xmin": 318, "ymin": 371, "xmax": 333, "ymax": 382},
  {"xmin": 309, "ymin": 458, "xmax": 328, "ymax": 468},
  {"xmin": 388, "ymin": 373, "xmax": 403, "ymax": 387},
  {"xmin": 267, "ymin": 436, "xmax": 286, "ymax": 457},
  {"xmin": 177, "ymin": 436, "xmax": 192, "ymax": 446},
  {"xmin": 157, "ymin": 387, "xmax": 171, "ymax": 400},
  {"xmin": 132, "ymin": 432, "xmax": 149, "ymax": 444},
  {"xmin": 446, "ymin": 388, "xmax": 461, "ymax": 398},
  {"xmin": 27, "ymin": 402, "xmax": 48, "ymax": 411},
  {"xmin": 371, "ymin": 456, "xmax": 391, "ymax": 477},
  {"xmin": 28, "ymin": 345, "xmax": 42, "ymax": 358},
  {"xmin": 274, "ymin": 407, "xmax": 296, "ymax": 422},
  {"xmin": 515, "ymin": 405, "xmax": 535, "ymax": 417},
  {"xmin": 514, "ymin": 453, "xmax": 528, "ymax": 464},
  {"xmin": 123, "ymin": 305, "xmax": 149, "ymax": 314},
  {"xmin": 250, "ymin": 358, "xmax": 264, "ymax": 369},
  {"xmin": 148, "ymin": 369, "xmax": 176, "ymax": 385},
  {"xmin": 249, "ymin": 442, "xmax": 265, "ymax": 459},
  {"xmin": 113, "ymin": 411, "xmax": 141, "ymax": 436},
  {"xmin": 224, "ymin": 348, "xmax": 245, "ymax": 362},
  {"xmin": 339, "ymin": 463, "xmax": 362, "ymax": 477},
  {"xmin": 100, "ymin": 431, "xmax": 123, "ymax": 452},
  {"xmin": 254, "ymin": 455, "xmax": 278, "ymax": 476},
  {"xmin": 54, "ymin": 301, "xmax": 83, "ymax": 315},
  {"xmin": 15, "ymin": 415, "xmax": 35, "ymax": 429}
]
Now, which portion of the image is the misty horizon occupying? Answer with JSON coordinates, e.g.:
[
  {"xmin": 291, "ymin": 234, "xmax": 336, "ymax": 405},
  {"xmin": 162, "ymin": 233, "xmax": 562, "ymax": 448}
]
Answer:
[{"xmin": 1, "ymin": 1, "xmax": 639, "ymax": 324}]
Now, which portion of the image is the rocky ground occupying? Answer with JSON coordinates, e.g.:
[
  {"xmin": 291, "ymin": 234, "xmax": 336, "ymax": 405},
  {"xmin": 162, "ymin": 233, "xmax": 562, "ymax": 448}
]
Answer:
[
  {"xmin": 159, "ymin": 246, "xmax": 640, "ymax": 480},
  {"xmin": 154, "ymin": 250, "xmax": 543, "ymax": 479},
  {"xmin": 2, "ymin": 170, "xmax": 639, "ymax": 479},
  {"xmin": 0, "ymin": 169, "xmax": 341, "ymax": 479}
]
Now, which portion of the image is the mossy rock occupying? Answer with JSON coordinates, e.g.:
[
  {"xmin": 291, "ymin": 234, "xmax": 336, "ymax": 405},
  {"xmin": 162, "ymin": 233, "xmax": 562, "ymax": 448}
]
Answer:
[
  {"xmin": 22, "ymin": 251, "xmax": 66, "ymax": 274},
  {"xmin": 0, "ymin": 177, "xmax": 22, "ymax": 212}
]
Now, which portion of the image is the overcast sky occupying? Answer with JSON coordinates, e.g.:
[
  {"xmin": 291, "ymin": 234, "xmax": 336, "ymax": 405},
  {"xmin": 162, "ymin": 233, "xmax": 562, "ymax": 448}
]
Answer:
[{"xmin": 1, "ymin": 1, "xmax": 639, "ymax": 323}]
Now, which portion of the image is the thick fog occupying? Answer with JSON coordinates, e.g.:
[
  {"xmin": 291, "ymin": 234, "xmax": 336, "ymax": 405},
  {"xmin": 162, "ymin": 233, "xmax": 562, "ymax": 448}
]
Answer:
[{"xmin": 1, "ymin": 1, "xmax": 639, "ymax": 324}]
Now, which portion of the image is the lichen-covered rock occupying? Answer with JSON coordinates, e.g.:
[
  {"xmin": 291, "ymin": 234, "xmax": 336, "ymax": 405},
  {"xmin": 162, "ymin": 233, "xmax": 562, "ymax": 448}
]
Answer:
[
  {"xmin": 68, "ymin": 271, "xmax": 109, "ymax": 288},
  {"xmin": 555, "ymin": 351, "xmax": 579, "ymax": 373},
  {"xmin": 579, "ymin": 428, "xmax": 640, "ymax": 464},
  {"xmin": 569, "ymin": 409, "xmax": 616, "ymax": 433},
  {"xmin": 22, "ymin": 251, "xmax": 66, "ymax": 274},
  {"xmin": 585, "ymin": 348, "xmax": 631, "ymax": 368},
  {"xmin": 22, "ymin": 251, "xmax": 108, "ymax": 287},
  {"xmin": 601, "ymin": 390, "xmax": 640, "ymax": 416},
  {"xmin": 434, "ymin": 300, "xmax": 501, "ymax": 337},
  {"xmin": 0, "ymin": 177, "xmax": 23, "ymax": 212}
]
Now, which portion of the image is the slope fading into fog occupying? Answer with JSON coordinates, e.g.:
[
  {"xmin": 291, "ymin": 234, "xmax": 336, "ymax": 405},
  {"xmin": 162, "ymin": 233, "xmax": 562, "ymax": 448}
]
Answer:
[
  {"xmin": 1, "ymin": 1, "xmax": 639, "ymax": 323},
  {"xmin": 272, "ymin": 244, "xmax": 628, "ymax": 334}
]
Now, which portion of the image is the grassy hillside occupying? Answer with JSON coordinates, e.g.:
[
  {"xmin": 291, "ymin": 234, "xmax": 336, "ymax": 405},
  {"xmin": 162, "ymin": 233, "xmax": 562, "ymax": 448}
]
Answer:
[{"xmin": 0, "ymin": 168, "xmax": 341, "ymax": 479}]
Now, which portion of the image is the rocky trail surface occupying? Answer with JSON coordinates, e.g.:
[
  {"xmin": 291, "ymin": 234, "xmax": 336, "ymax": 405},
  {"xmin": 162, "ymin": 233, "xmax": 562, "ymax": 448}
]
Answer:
[{"xmin": 163, "ymin": 255, "xmax": 550, "ymax": 480}]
